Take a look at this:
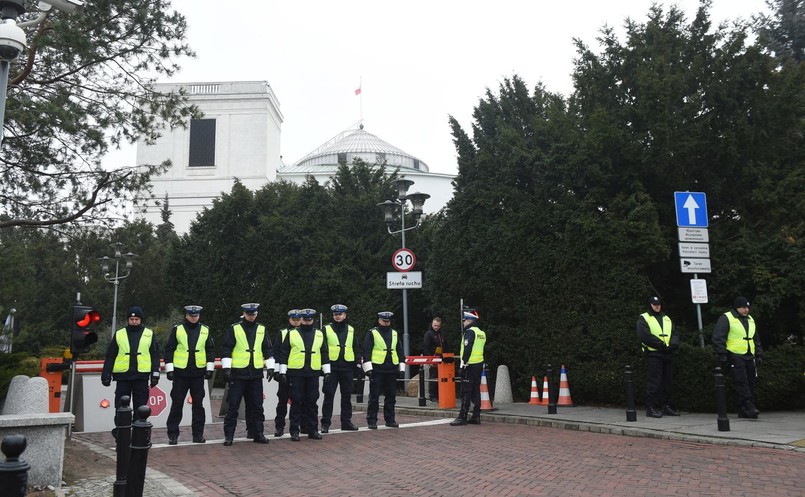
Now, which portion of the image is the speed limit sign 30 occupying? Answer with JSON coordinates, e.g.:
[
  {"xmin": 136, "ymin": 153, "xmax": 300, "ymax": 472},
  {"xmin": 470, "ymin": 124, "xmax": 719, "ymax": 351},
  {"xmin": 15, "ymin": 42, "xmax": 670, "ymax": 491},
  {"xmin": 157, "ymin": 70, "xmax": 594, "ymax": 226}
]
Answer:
[{"xmin": 392, "ymin": 248, "xmax": 416, "ymax": 272}]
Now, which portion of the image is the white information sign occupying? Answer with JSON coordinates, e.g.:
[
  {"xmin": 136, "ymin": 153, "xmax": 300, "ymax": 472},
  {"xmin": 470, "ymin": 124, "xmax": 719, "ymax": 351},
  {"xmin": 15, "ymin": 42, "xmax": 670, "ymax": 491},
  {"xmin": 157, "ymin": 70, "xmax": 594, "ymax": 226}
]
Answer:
[
  {"xmin": 680, "ymin": 258, "xmax": 711, "ymax": 273},
  {"xmin": 678, "ymin": 227, "xmax": 709, "ymax": 242},
  {"xmin": 386, "ymin": 271, "xmax": 423, "ymax": 289},
  {"xmin": 690, "ymin": 279, "xmax": 708, "ymax": 304},
  {"xmin": 678, "ymin": 242, "xmax": 710, "ymax": 258}
]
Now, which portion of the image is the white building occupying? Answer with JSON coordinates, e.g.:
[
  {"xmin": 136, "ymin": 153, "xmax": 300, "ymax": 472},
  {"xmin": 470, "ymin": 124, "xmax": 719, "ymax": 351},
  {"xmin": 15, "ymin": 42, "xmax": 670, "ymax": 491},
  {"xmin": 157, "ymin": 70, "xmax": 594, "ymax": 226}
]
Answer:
[{"xmin": 138, "ymin": 81, "xmax": 454, "ymax": 233}]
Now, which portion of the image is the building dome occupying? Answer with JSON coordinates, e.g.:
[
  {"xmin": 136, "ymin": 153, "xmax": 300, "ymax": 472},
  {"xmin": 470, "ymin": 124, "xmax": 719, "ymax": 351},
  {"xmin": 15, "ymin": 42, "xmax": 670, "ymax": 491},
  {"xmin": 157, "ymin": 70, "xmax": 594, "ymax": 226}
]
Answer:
[{"xmin": 287, "ymin": 124, "xmax": 429, "ymax": 173}]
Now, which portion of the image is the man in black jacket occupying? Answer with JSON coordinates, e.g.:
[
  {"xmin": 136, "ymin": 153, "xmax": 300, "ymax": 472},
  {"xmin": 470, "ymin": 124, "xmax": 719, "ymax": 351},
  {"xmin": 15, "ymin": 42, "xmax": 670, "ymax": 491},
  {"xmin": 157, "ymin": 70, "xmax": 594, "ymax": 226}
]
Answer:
[
  {"xmin": 422, "ymin": 317, "xmax": 446, "ymax": 402},
  {"xmin": 712, "ymin": 297, "xmax": 763, "ymax": 418},
  {"xmin": 320, "ymin": 304, "xmax": 360, "ymax": 433},
  {"xmin": 163, "ymin": 305, "xmax": 215, "ymax": 444},
  {"xmin": 363, "ymin": 311, "xmax": 405, "ymax": 429},
  {"xmin": 637, "ymin": 296, "xmax": 679, "ymax": 418},
  {"xmin": 101, "ymin": 306, "xmax": 160, "ymax": 438}
]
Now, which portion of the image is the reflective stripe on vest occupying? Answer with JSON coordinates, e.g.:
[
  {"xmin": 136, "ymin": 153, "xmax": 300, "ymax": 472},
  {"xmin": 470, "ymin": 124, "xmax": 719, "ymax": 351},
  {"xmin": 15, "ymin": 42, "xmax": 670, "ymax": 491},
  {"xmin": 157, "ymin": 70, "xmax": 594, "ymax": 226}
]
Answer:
[
  {"xmin": 288, "ymin": 329, "xmax": 323, "ymax": 370},
  {"xmin": 232, "ymin": 324, "xmax": 265, "ymax": 368},
  {"xmin": 173, "ymin": 324, "xmax": 209, "ymax": 368},
  {"xmin": 325, "ymin": 324, "xmax": 355, "ymax": 361},
  {"xmin": 113, "ymin": 328, "xmax": 153, "ymax": 373},
  {"xmin": 725, "ymin": 312, "xmax": 756, "ymax": 355},
  {"xmin": 460, "ymin": 327, "xmax": 486, "ymax": 365},
  {"xmin": 370, "ymin": 328, "xmax": 398, "ymax": 364},
  {"xmin": 640, "ymin": 313, "xmax": 672, "ymax": 352}
]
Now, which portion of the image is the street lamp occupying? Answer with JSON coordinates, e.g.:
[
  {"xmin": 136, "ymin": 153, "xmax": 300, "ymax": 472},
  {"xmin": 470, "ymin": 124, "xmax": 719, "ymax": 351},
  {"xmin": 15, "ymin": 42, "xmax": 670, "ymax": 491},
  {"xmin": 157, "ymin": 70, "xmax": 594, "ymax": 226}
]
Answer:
[
  {"xmin": 378, "ymin": 177, "xmax": 430, "ymax": 380},
  {"xmin": 100, "ymin": 242, "xmax": 137, "ymax": 335}
]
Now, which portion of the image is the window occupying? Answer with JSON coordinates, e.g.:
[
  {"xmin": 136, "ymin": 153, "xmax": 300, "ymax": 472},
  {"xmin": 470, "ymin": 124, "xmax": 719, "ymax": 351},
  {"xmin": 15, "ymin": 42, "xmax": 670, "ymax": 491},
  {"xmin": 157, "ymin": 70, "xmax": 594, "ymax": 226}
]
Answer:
[
  {"xmin": 337, "ymin": 152, "xmax": 347, "ymax": 164},
  {"xmin": 188, "ymin": 119, "xmax": 216, "ymax": 167},
  {"xmin": 413, "ymin": 159, "xmax": 420, "ymax": 170}
]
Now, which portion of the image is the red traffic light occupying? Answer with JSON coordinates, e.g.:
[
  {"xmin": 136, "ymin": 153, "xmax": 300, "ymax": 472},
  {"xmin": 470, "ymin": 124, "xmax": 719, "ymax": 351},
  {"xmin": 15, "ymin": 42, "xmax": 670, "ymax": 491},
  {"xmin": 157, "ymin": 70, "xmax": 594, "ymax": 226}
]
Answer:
[{"xmin": 74, "ymin": 307, "xmax": 101, "ymax": 328}]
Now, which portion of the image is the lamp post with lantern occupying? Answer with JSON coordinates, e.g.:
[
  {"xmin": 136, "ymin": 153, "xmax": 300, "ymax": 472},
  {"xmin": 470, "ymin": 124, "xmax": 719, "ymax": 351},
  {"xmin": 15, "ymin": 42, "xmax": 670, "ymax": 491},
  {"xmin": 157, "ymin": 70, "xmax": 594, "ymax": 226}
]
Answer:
[
  {"xmin": 100, "ymin": 243, "xmax": 137, "ymax": 336},
  {"xmin": 377, "ymin": 177, "xmax": 429, "ymax": 380}
]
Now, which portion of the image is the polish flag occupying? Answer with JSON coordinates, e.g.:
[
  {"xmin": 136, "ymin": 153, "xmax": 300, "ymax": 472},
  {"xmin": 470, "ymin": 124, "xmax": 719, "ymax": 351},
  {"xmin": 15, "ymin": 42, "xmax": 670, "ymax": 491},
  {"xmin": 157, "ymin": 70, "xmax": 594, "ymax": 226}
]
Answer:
[{"xmin": 355, "ymin": 87, "xmax": 362, "ymax": 95}]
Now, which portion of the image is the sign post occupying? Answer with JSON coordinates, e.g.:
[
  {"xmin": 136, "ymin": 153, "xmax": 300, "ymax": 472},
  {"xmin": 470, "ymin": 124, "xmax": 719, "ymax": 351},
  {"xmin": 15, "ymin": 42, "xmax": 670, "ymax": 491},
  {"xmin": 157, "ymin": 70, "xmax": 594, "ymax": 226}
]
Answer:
[{"xmin": 674, "ymin": 191, "xmax": 710, "ymax": 347}]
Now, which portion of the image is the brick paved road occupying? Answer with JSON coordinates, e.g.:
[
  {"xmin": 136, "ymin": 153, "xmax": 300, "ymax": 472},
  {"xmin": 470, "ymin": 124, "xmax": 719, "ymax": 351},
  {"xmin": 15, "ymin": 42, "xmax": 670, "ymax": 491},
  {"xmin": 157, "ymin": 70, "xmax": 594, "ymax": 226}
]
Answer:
[{"xmin": 129, "ymin": 416, "xmax": 804, "ymax": 497}]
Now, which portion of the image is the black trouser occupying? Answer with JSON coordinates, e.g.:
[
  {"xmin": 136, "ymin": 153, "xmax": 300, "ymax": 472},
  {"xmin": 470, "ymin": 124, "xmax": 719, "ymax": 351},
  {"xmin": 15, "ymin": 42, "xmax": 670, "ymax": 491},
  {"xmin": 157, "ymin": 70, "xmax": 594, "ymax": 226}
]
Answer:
[
  {"xmin": 288, "ymin": 375, "xmax": 319, "ymax": 435},
  {"xmin": 427, "ymin": 365, "xmax": 438, "ymax": 400},
  {"xmin": 321, "ymin": 369, "xmax": 354, "ymax": 427},
  {"xmin": 645, "ymin": 353, "xmax": 673, "ymax": 408},
  {"xmin": 367, "ymin": 371, "xmax": 397, "ymax": 424},
  {"xmin": 166, "ymin": 374, "xmax": 206, "ymax": 439},
  {"xmin": 728, "ymin": 353, "xmax": 757, "ymax": 407},
  {"xmin": 275, "ymin": 375, "xmax": 289, "ymax": 430},
  {"xmin": 223, "ymin": 378, "xmax": 264, "ymax": 439},
  {"xmin": 114, "ymin": 378, "xmax": 149, "ymax": 410},
  {"xmin": 458, "ymin": 363, "xmax": 483, "ymax": 419}
]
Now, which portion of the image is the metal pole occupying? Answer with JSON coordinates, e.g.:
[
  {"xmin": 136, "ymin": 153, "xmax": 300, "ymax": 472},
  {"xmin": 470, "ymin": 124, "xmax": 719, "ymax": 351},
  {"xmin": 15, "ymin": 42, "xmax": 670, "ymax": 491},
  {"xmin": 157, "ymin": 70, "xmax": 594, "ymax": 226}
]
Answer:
[
  {"xmin": 111, "ymin": 260, "xmax": 120, "ymax": 336},
  {"xmin": 624, "ymin": 365, "xmax": 637, "ymax": 422},
  {"xmin": 418, "ymin": 365, "xmax": 426, "ymax": 406},
  {"xmin": 0, "ymin": 434, "xmax": 29, "ymax": 497},
  {"xmin": 400, "ymin": 200, "xmax": 410, "ymax": 381},
  {"xmin": 714, "ymin": 367, "xmax": 730, "ymax": 432},
  {"xmin": 113, "ymin": 395, "xmax": 133, "ymax": 497},
  {"xmin": 0, "ymin": 60, "xmax": 10, "ymax": 149},
  {"xmin": 694, "ymin": 274, "xmax": 704, "ymax": 348},
  {"xmin": 126, "ymin": 405, "xmax": 153, "ymax": 497},
  {"xmin": 546, "ymin": 365, "xmax": 557, "ymax": 414}
]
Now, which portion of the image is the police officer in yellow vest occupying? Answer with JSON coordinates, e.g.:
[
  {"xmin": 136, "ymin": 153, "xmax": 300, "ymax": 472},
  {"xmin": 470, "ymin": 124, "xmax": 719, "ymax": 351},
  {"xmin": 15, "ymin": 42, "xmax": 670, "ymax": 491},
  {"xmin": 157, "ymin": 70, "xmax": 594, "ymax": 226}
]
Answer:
[
  {"xmin": 101, "ymin": 306, "xmax": 160, "ymax": 437},
  {"xmin": 637, "ymin": 296, "xmax": 680, "ymax": 418},
  {"xmin": 221, "ymin": 303, "xmax": 274, "ymax": 446},
  {"xmin": 277, "ymin": 308, "xmax": 330, "ymax": 441},
  {"xmin": 712, "ymin": 297, "xmax": 763, "ymax": 418},
  {"xmin": 363, "ymin": 311, "xmax": 405, "ymax": 429},
  {"xmin": 451, "ymin": 310, "xmax": 486, "ymax": 426},
  {"xmin": 163, "ymin": 305, "xmax": 215, "ymax": 445},
  {"xmin": 272, "ymin": 308, "xmax": 302, "ymax": 437},
  {"xmin": 320, "ymin": 304, "xmax": 360, "ymax": 433}
]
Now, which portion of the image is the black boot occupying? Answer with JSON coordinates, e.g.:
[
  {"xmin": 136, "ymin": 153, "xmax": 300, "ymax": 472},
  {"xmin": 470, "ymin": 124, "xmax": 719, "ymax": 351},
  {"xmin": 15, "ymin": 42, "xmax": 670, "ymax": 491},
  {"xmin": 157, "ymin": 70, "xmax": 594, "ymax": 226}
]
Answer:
[
  {"xmin": 646, "ymin": 406, "xmax": 663, "ymax": 418},
  {"xmin": 661, "ymin": 405, "xmax": 680, "ymax": 416}
]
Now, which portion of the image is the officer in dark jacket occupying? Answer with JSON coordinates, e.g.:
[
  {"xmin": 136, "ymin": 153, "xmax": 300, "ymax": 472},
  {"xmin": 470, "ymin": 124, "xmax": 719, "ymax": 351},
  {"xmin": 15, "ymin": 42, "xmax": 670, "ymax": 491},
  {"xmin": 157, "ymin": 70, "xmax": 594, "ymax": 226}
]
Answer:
[
  {"xmin": 422, "ymin": 317, "xmax": 446, "ymax": 402},
  {"xmin": 320, "ymin": 304, "xmax": 360, "ymax": 432},
  {"xmin": 221, "ymin": 303, "xmax": 274, "ymax": 446},
  {"xmin": 637, "ymin": 296, "xmax": 680, "ymax": 418},
  {"xmin": 277, "ymin": 308, "xmax": 330, "ymax": 441},
  {"xmin": 712, "ymin": 297, "xmax": 763, "ymax": 418},
  {"xmin": 163, "ymin": 305, "xmax": 215, "ymax": 444},
  {"xmin": 272, "ymin": 308, "xmax": 302, "ymax": 437},
  {"xmin": 363, "ymin": 311, "xmax": 405, "ymax": 429},
  {"xmin": 451, "ymin": 310, "xmax": 486, "ymax": 426},
  {"xmin": 101, "ymin": 306, "xmax": 160, "ymax": 438}
]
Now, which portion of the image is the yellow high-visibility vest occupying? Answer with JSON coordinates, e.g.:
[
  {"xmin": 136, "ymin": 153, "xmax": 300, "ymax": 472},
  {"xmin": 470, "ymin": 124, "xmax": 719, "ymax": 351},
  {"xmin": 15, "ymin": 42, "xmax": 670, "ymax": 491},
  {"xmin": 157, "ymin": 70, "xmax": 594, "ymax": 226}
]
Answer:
[
  {"xmin": 640, "ymin": 313, "xmax": 672, "ymax": 352},
  {"xmin": 232, "ymin": 324, "xmax": 266, "ymax": 368},
  {"xmin": 460, "ymin": 327, "xmax": 486, "ymax": 365},
  {"xmin": 173, "ymin": 324, "xmax": 210, "ymax": 368},
  {"xmin": 325, "ymin": 324, "xmax": 355, "ymax": 361},
  {"xmin": 288, "ymin": 329, "xmax": 323, "ymax": 370},
  {"xmin": 370, "ymin": 328, "xmax": 398, "ymax": 364},
  {"xmin": 113, "ymin": 328, "xmax": 153, "ymax": 373},
  {"xmin": 725, "ymin": 312, "xmax": 756, "ymax": 355}
]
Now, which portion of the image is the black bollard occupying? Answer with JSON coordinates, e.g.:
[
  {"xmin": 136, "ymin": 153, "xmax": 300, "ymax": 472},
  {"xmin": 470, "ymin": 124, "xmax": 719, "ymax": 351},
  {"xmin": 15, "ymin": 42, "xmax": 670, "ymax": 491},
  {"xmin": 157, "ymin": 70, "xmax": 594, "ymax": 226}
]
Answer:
[
  {"xmin": 356, "ymin": 368, "xmax": 364, "ymax": 403},
  {"xmin": 114, "ymin": 395, "xmax": 133, "ymax": 497},
  {"xmin": 624, "ymin": 365, "xmax": 637, "ymax": 422},
  {"xmin": 714, "ymin": 367, "xmax": 731, "ymax": 432},
  {"xmin": 546, "ymin": 365, "xmax": 557, "ymax": 414},
  {"xmin": 0, "ymin": 435, "xmax": 29, "ymax": 497},
  {"xmin": 418, "ymin": 365, "xmax": 426, "ymax": 406},
  {"xmin": 126, "ymin": 405, "xmax": 153, "ymax": 497}
]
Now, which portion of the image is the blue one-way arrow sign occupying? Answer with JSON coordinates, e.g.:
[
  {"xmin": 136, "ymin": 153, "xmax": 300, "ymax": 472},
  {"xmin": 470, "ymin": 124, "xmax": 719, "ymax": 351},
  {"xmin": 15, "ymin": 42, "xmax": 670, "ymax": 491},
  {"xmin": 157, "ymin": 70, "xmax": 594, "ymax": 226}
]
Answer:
[{"xmin": 674, "ymin": 192, "xmax": 708, "ymax": 227}]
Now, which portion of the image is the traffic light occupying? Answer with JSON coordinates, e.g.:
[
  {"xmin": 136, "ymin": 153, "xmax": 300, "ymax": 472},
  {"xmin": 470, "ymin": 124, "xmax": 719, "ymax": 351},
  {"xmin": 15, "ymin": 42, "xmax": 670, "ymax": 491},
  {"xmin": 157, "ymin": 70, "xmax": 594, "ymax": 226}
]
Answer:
[{"xmin": 71, "ymin": 305, "xmax": 100, "ymax": 355}]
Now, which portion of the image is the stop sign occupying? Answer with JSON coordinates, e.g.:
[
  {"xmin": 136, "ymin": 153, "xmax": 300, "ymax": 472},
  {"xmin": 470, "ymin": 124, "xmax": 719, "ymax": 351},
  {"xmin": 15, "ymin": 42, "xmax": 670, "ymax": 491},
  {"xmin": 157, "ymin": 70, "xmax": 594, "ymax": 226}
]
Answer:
[{"xmin": 148, "ymin": 385, "xmax": 169, "ymax": 417}]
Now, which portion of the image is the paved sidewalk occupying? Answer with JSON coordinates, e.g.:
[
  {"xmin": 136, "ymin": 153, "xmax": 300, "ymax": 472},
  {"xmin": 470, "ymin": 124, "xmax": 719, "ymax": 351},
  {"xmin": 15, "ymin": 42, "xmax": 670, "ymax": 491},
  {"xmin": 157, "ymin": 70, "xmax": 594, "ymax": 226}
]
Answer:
[{"xmin": 60, "ymin": 394, "xmax": 805, "ymax": 496}]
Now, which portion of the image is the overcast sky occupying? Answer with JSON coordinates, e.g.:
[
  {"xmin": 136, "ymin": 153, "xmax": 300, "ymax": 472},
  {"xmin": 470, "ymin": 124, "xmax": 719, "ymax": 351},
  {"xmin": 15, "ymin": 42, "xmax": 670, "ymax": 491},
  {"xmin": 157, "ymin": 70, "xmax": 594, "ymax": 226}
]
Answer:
[{"xmin": 112, "ymin": 0, "xmax": 768, "ymax": 175}]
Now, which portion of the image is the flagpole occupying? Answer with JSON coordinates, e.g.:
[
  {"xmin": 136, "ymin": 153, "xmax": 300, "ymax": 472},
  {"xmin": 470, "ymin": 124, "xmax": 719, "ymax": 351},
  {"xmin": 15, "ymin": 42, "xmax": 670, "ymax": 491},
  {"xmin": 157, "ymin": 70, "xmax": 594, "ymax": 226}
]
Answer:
[{"xmin": 359, "ymin": 76, "xmax": 363, "ymax": 122}]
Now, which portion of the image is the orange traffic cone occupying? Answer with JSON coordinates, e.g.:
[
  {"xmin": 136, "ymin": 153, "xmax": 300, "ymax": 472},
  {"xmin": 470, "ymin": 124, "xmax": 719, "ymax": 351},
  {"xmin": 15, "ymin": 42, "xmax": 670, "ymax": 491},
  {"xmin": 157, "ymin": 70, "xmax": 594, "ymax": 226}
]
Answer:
[
  {"xmin": 540, "ymin": 375, "xmax": 550, "ymax": 405},
  {"xmin": 528, "ymin": 376, "xmax": 540, "ymax": 405},
  {"xmin": 480, "ymin": 369, "xmax": 495, "ymax": 411},
  {"xmin": 557, "ymin": 365, "xmax": 574, "ymax": 407}
]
